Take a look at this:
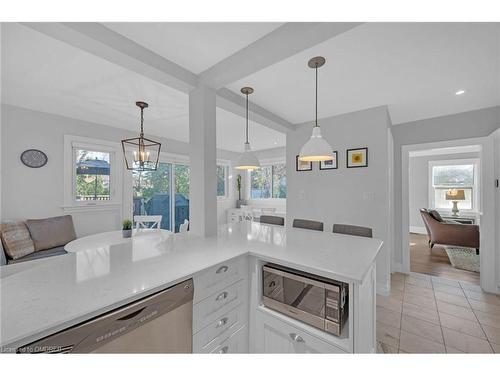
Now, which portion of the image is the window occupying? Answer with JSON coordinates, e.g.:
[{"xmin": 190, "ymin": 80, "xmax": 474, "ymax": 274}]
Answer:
[
  {"xmin": 217, "ymin": 165, "xmax": 228, "ymax": 198},
  {"xmin": 64, "ymin": 135, "xmax": 121, "ymax": 209},
  {"xmin": 250, "ymin": 163, "xmax": 286, "ymax": 199},
  {"xmin": 271, "ymin": 163, "xmax": 287, "ymax": 198},
  {"xmin": 75, "ymin": 150, "xmax": 111, "ymax": 202},
  {"xmin": 429, "ymin": 160, "xmax": 478, "ymax": 211}
]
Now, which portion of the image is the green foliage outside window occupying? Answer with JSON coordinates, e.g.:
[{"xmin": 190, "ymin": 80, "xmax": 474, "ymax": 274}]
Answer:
[
  {"xmin": 217, "ymin": 165, "xmax": 226, "ymax": 197},
  {"xmin": 250, "ymin": 164, "xmax": 286, "ymax": 199}
]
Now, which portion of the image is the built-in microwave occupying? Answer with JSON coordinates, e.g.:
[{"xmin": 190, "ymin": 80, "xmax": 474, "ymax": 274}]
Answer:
[{"xmin": 262, "ymin": 264, "xmax": 348, "ymax": 336}]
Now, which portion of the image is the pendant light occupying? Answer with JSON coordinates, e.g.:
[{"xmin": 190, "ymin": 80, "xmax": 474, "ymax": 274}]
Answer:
[
  {"xmin": 121, "ymin": 101, "xmax": 161, "ymax": 171},
  {"xmin": 235, "ymin": 87, "xmax": 261, "ymax": 170},
  {"xmin": 298, "ymin": 56, "xmax": 333, "ymax": 162}
]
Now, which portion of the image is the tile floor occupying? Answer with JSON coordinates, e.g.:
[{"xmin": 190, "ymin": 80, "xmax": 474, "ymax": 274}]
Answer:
[{"xmin": 376, "ymin": 272, "xmax": 500, "ymax": 353}]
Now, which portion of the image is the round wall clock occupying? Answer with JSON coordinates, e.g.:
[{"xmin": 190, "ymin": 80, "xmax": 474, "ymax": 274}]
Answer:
[{"xmin": 20, "ymin": 149, "xmax": 48, "ymax": 168}]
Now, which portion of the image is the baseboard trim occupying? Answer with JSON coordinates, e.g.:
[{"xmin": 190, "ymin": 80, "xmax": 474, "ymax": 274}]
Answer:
[
  {"xmin": 377, "ymin": 282, "xmax": 390, "ymax": 296},
  {"xmin": 391, "ymin": 263, "xmax": 403, "ymax": 273},
  {"xmin": 409, "ymin": 226, "xmax": 427, "ymax": 235}
]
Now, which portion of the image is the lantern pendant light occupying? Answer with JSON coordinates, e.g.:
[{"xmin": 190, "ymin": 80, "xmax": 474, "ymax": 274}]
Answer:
[
  {"xmin": 298, "ymin": 56, "xmax": 333, "ymax": 162},
  {"xmin": 121, "ymin": 101, "xmax": 161, "ymax": 171},
  {"xmin": 235, "ymin": 87, "xmax": 261, "ymax": 170}
]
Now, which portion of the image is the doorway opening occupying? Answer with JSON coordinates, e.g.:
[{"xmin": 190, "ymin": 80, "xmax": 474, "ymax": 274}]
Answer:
[{"xmin": 408, "ymin": 145, "xmax": 481, "ymax": 283}]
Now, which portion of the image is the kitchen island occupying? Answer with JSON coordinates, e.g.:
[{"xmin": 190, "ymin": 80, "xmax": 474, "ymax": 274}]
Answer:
[{"xmin": 0, "ymin": 222, "xmax": 382, "ymax": 353}]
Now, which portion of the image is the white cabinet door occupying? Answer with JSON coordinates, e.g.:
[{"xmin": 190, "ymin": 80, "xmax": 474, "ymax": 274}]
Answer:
[{"xmin": 254, "ymin": 310, "xmax": 346, "ymax": 354}]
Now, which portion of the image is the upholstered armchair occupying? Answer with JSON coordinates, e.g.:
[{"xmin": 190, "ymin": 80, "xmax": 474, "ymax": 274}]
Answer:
[{"xmin": 419, "ymin": 209, "xmax": 479, "ymax": 255}]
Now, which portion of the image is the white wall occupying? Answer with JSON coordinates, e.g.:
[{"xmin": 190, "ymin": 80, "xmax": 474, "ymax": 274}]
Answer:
[
  {"xmin": 286, "ymin": 106, "xmax": 393, "ymax": 293},
  {"xmin": 1, "ymin": 104, "xmax": 239, "ymax": 236},
  {"xmin": 392, "ymin": 106, "xmax": 500, "ymax": 268},
  {"xmin": 409, "ymin": 151, "xmax": 480, "ymax": 231}
]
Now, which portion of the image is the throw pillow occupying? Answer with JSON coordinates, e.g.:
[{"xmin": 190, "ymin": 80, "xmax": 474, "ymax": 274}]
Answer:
[
  {"xmin": 26, "ymin": 215, "xmax": 77, "ymax": 252},
  {"xmin": 428, "ymin": 209, "xmax": 444, "ymax": 222},
  {"xmin": 0, "ymin": 222, "xmax": 35, "ymax": 260}
]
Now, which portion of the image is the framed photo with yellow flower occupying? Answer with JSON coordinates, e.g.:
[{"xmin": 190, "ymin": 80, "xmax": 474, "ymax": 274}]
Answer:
[{"xmin": 346, "ymin": 147, "xmax": 368, "ymax": 168}]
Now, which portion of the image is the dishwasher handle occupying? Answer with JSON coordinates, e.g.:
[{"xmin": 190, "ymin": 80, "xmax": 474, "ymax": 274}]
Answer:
[{"xmin": 117, "ymin": 307, "xmax": 147, "ymax": 321}]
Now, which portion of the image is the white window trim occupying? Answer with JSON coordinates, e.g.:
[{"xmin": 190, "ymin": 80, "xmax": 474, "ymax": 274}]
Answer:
[
  {"xmin": 428, "ymin": 158, "xmax": 480, "ymax": 214},
  {"xmin": 158, "ymin": 151, "xmax": 189, "ymax": 165},
  {"xmin": 63, "ymin": 135, "xmax": 123, "ymax": 212},
  {"xmin": 248, "ymin": 157, "xmax": 286, "ymax": 201},
  {"xmin": 217, "ymin": 159, "xmax": 231, "ymax": 200}
]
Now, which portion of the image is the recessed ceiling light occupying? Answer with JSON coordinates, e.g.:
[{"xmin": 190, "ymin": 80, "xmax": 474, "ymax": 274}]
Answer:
[
  {"xmin": 455, "ymin": 89, "xmax": 466, "ymax": 95},
  {"xmin": 273, "ymin": 141, "xmax": 278, "ymax": 145}
]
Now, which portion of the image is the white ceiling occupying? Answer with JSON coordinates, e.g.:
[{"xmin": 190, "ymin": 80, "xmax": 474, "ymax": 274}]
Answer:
[
  {"xmin": 216, "ymin": 108, "xmax": 285, "ymax": 153},
  {"xmin": 103, "ymin": 22, "xmax": 283, "ymax": 74},
  {"xmin": 2, "ymin": 22, "xmax": 499, "ymax": 153},
  {"xmin": 227, "ymin": 23, "xmax": 500, "ymax": 125},
  {"xmin": 1, "ymin": 23, "xmax": 286, "ymax": 153}
]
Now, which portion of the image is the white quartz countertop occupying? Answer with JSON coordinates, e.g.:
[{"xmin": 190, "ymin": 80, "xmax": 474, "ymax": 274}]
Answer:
[{"xmin": 0, "ymin": 222, "xmax": 382, "ymax": 349}]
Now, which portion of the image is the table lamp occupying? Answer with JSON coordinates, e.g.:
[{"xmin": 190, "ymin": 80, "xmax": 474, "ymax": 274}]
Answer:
[{"xmin": 446, "ymin": 189, "xmax": 466, "ymax": 217}]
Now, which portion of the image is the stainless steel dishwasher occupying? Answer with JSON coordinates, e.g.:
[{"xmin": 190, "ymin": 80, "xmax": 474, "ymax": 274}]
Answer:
[{"xmin": 17, "ymin": 279, "xmax": 194, "ymax": 353}]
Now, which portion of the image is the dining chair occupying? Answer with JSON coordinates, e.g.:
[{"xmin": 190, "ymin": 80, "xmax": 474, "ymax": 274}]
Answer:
[
  {"xmin": 134, "ymin": 215, "xmax": 162, "ymax": 230},
  {"xmin": 292, "ymin": 219, "xmax": 324, "ymax": 231},
  {"xmin": 332, "ymin": 224, "xmax": 373, "ymax": 238},
  {"xmin": 260, "ymin": 215, "xmax": 285, "ymax": 226},
  {"xmin": 179, "ymin": 219, "xmax": 189, "ymax": 233}
]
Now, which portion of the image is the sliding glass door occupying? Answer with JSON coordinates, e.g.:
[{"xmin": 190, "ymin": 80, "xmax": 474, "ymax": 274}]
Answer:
[
  {"xmin": 174, "ymin": 164, "xmax": 189, "ymax": 232},
  {"xmin": 132, "ymin": 162, "xmax": 189, "ymax": 232}
]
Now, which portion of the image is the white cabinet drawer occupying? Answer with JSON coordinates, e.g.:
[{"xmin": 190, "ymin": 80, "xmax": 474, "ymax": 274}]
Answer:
[
  {"xmin": 193, "ymin": 279, "xmax": 247, "ymax": 333},
  {"xmin": 210, "ymin": 325, "xmax": 248, "ymax": 354},
  {"xmin": 193, "ymin": 303, "xmax": 247, "ymax": 352},
  {"xmin": 193, "ymin": 256, "xmax": 247, "ymax": 303},
  {"xmin": 254, "ymin": 310, "xmax": 346, "ymax": 353}
]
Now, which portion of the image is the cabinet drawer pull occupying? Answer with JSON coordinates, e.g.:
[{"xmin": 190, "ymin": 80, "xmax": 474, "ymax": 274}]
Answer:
[
  {"xmin": 216, "ymin": 265, "xmax": 229, "ymax": 274},
  {"xmin": 289, "ymin": 333, "xmax": 305, "ymax": 343},
  {"xmin": 216, "ymin": 317, "xmax": 229, "ymax": 328},
  {"xmin": 215, "ymin": 291, "xmax": 228, "ymax": 301},
  {"xmin": 218, "ymin": 346, "xmax": 229, "ymax": 354}
]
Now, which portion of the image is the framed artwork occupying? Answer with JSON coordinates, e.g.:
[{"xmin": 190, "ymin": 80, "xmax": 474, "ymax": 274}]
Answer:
[
  {"xmin": 346, "ymin": 147, "xmax": 368, "ymax": 168},
  {"xmin": 296, "ymin": 155, "xmax": 312, "ymax": 171},
  {"xmin": 319, "ymin": 151, "xmax": 338, "ymax": 170}
]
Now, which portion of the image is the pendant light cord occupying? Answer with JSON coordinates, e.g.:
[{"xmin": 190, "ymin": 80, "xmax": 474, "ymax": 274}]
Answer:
[
  {"xmin": 315, "ymin": 63, "xmax": 318, "ymax": 127},
  {"xmin": 245, "ymin": 92, "xmax": 249, "ymax": 144}
]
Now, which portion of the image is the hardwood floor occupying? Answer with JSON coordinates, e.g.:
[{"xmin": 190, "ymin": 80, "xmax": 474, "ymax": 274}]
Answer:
[{"xmin": 409, "ymin": 233, "xmax": 480, "ymax": 284}]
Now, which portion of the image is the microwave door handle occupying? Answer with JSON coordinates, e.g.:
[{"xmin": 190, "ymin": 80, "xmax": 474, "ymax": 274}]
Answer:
[{"xmin": 263, "ymin": 266, "xmax": 324, "ymax": 289}]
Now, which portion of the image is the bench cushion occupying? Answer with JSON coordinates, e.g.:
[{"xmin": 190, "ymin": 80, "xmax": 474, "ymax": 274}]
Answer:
[
  {"xmin": 8, "ymin": 246, "xmax": 68, "ymax": 264},
  {"xmin": 0, "ymin": 222, "xmax": 35, "ymax": 260},
  {"xmin": 26, "ymin": 215, "xmax": 76, "ymax": 251}
]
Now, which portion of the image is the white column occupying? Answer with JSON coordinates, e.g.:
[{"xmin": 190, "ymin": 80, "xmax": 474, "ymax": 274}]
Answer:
[{"xmin": 189, "ymin": 86, "xmax": 217, "ymax": 236}]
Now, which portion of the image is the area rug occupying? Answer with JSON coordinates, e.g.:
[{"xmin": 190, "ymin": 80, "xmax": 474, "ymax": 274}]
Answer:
[{"xmin": 444, "ymin": 247, "xmax": 480, "ymax": 273}]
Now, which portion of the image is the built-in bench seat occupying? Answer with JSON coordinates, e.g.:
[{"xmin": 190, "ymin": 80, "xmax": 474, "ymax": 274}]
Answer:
[{"xmin": 0, "ymin": 215, "xmax": 76, "ymax": 266}]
